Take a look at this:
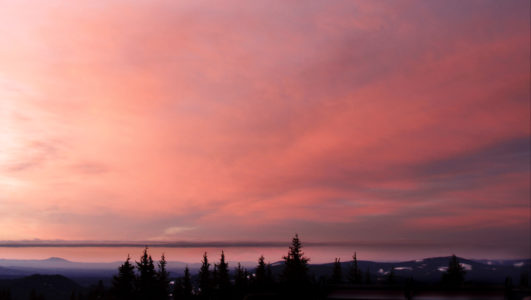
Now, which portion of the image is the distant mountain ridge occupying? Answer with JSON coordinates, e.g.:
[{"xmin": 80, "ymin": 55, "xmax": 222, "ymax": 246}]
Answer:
[
  {"xmin": 45, "ymin": 257, "xmax": 70, "ymax": 262},
  {"xmin": 0, "ymin": 256, "xmax": 528, "ymax": 285},
  {"xmin": 304, "ymin": 256, "xmax": 530, "ymax": 284}
]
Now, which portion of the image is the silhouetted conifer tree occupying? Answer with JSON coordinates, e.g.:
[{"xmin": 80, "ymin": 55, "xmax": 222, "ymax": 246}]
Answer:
[
  {"xmin": 174, "ymin": 267, "xmax": 193, "ymax": 300},
  {"xmin": 282, "ymin": 234, "xmax": 309, "ymax": 285},
  {"xmin": 234, "ymin": 263, "xmax": 248, "ymax": 295},
  {"xmin": 136, "ymin": 247, "xmax": 157, "ymax": 299},
  {"xmin": 442, "ymin": 255, "xmax": 466, "ymax": 288},
  {"xmin": 332, "ymin": 258, "xmax": 342, "ymax": 283},
  {"xmin": 216, "ymin": 251, "xmax": 230, "ymax": 297},
  {"xmin": 255, "ymin": 255, "xmax": 267, "ymax": 289},
  {"xmin": 183, "ymin": 267, "xmax": 193, "ymax": 299},
  {"xmin": 155, "ymin": 253, "xmax": 170, "ymax": 300},
  {"xmin": 198, "ymin": 252, "xmax": 211, "ymax": 298},
  {"xmin": 348, "ymin": 252, "xmax": 362, "ymax": 284},
  {"xmin": 112, "ymin": 255, "xmax": 135, "ymax": 300}
]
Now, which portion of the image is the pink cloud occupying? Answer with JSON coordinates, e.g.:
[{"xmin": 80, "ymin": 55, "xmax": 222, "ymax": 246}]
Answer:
[{"xmin": 0, "ymin": 0, "xmax": 528, "ymax": 258}]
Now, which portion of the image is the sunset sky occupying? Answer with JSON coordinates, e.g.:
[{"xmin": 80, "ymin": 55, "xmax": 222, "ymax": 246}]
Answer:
[{"xmin": 0, "ymin": 0, "xmax": 529, "ymax": 260}]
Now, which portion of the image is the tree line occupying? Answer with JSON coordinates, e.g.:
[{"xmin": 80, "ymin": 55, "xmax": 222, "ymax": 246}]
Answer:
[
  {"xmin": 107, "ymin": 234, "xmax": 474, "ymax": 300},
  {"xmin": 111, "ymin": 234, "xmax": 317, "ymax": 300},
  {"xmin": 2, "ymin": 234, "xmax": 523, "ymax": 300}
]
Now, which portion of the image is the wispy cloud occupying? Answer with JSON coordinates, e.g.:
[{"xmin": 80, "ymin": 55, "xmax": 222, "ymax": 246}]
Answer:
[{"xmin": 0, "ymin": 0, "xmax": 528, "ymax": 258}]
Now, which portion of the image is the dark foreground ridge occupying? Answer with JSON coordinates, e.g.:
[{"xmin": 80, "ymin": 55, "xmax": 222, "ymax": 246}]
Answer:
[{"xmin": 0, "ymin": 235, "xmax": 529, "ymax": 300}]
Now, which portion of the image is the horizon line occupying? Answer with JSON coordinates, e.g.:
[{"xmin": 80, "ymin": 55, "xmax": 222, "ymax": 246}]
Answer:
[{"xmin": 0, "ymin": 239, "xmax": 446, "ymax": 248}]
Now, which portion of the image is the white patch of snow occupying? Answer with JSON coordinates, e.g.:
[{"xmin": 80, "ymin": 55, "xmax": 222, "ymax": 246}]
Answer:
[
  {"xmin": 514, "ymin": 262, "xmax": 524, "ymax": 267},
  {"xmin": 378, "ymin": 268, "xmax": 385, "ymax": 274},
  {"xmin": 460, "ymin": 263, "xmax": 472, "ymax": 271},
  {"xmin": 395, "ymin": 267, "xmax": 412, "ymax": 271},
  {"xmin": 415, "ymin": 259, "xmax": 423, "ymax": 263},
  {"xmin": 438, "ymin": 266, "xmax": 448, "ymax": 272}
]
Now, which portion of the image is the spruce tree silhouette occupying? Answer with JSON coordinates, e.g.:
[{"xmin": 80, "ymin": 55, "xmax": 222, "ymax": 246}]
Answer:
[
  {"xmin": 331, "ymin": 258, "xmax": 342, "ymax": 284},
  {"xmin": 174, "ymin": 266, "xmax": 193, "ymax": 300},
  {"xmin": 442, "ymin": 255, "xmax": 466, "ymax": 288},
  {"xmin": 183, "ymin": 267, "xmax": 193, "ymax": 299},
  {"xmin": 216, "ymin": 251, "xmax": 230, "ymax": 298},
  {"xmin": 136, "ymin": 247, "xmax": 157, "ymax": 299},
  {"xmin": 348, "ymin": 252, "xmax": 362, "ymax": 284},
  {"xmin": 282, "ymin": 234, "xmax": 309, "ymax": 284},
  {"xmin": 198, "ymin": 252, "xmax": 211, "ymax": 299},
  {"xmin": 282, "ymin": 233, "xmax": 311, "ymax": 299},
  {"xmin": 255, "ymin": 255, "xmax": 267, "ymax": 290},
  {"xmin": 234, "ymin": 263, "xmax": 248, "ymax": 298},
  {"xmin": 112, "ymin": 255, "xmax": 135, "ymax": 300},
  {"xmin": 155, "ymin": 253, "xmax": 170, "ymax": 300}
]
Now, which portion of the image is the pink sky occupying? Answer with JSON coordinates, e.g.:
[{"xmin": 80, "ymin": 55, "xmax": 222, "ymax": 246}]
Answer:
[{"xmin": 0, "ymin": 0, "xmax": 529, "ymax": 259}]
